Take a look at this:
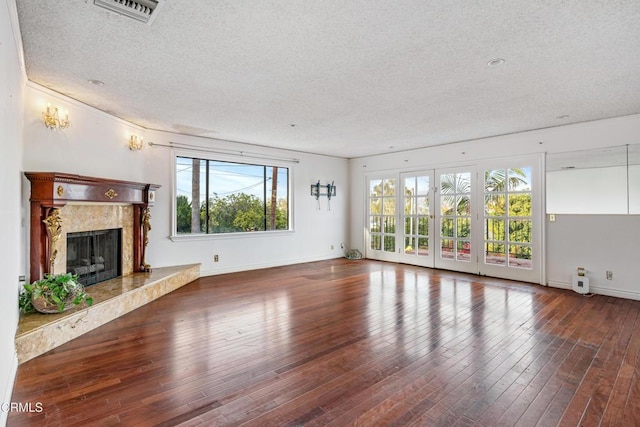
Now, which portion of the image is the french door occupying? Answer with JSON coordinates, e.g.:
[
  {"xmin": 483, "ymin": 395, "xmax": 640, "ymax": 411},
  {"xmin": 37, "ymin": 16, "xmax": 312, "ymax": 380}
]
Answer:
[
  {"xmin": 366, "ymin": 175, "xmax": 400, "ymax": 263},
  {"xmin": 478, "ymin": 159, "xmax": 541, "ymax": 283},
  {"xmin": 366, "ymin": 155, "xmax": 542, "ymax": 284},
  {"xmin": 399, "ymin": 171, "xmax": 435, "ymax": 267},
  {"xmin": 434, "ymin": 167, "xmax": 478, "ymax": 274}
]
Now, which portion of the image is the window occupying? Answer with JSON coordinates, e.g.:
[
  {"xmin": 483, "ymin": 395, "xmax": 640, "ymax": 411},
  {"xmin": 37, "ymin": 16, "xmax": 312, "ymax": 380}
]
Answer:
[{"xmin": 175, "ymin": 156, "xmax": 289, "ymax": 235}]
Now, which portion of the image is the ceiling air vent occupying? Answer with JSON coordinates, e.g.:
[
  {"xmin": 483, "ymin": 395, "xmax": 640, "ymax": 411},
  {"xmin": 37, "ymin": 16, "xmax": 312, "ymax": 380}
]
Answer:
[{"xmin": 93, "ymin": 0, "xmax": 162, "ymax": 25}]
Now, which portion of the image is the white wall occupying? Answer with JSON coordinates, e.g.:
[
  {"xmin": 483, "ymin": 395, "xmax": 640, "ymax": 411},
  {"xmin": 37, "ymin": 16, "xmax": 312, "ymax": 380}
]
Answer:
[
  {"xmin": 349, "ymin": 114, "xmax": 640, "ymax": 299},
  {"xmin": 1, "ymin": 0, "xmax": 25, "ymax": 422},
  {"xmin": 22, "ymin": 85, "xmax": 349, "ymax": 280},
  {"xmin": 547, "ymin": 215, "xmax": 640, "ymax": 300}
]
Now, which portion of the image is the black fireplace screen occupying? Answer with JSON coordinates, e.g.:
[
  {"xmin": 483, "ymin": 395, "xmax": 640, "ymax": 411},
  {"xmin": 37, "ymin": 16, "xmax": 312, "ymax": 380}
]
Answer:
[{"xmin": 66, "ymin": 228, "xmax": 122, "ymax": 286}]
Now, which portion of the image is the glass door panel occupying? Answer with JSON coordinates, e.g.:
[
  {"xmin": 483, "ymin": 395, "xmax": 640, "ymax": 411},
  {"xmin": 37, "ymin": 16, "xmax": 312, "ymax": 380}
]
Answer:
[
  {"xmin": 483, "ymin": 168, "xmax": 532, "ymax": 269},
  {"xmin": 435, "ymin": 168, "xmax": 477, "ymax": 273},
  {"xmin": 399, "ymin": 171, "xmax": 434, "ymax": 267},
  {"xmin": 480, "ymin": 158, "xmax": 542, "ymax": 284},
  {"xmin": 367, "ymin": 176, "xmax": 399, "ymax": 262}
]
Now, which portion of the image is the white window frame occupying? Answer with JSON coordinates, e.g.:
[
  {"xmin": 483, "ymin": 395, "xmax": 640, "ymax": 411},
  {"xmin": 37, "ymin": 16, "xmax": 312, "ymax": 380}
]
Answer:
[{"xmin": 170, "ymin": 149, "xmax": 295, "ymax": 241}]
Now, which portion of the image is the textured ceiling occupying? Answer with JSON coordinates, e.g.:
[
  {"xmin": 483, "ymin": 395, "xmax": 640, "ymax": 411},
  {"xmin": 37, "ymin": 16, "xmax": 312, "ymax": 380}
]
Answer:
[{"xmin": 15, "ymin": 0, "xmax": 640, "ymax": 158}]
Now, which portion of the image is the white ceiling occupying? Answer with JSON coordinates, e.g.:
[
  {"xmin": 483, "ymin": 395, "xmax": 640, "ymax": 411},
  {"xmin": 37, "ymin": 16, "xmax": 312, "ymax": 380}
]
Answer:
[{"xmin": 15, "ymin": 0, "xmax": 640, "ymax": 158}]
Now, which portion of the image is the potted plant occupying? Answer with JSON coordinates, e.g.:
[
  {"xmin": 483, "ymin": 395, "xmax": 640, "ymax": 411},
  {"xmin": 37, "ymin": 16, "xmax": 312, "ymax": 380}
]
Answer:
[{"xmin": 19, "ymin": 273, "xmax": 94, "ymax": 314}]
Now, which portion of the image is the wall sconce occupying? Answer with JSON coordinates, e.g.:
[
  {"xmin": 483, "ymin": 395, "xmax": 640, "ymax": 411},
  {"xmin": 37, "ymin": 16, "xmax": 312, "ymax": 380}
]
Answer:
[
  {"xmin": 42, "ymin": 103, "xmax": 70, "ymax": 130},
  {"xmin": 129, "ymin": 134, "xmax": 144, "ymax": 150}
]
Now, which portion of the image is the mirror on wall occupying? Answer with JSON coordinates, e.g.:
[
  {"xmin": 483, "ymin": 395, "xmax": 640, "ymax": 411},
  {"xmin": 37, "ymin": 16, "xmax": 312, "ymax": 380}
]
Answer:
[
  {"xmin": 630, "ymin": 144, "xmax": 640, "ymax": 214},
  {"xmin": 546, "ymin": 144, "xmax": 639, "ymax": 214}
]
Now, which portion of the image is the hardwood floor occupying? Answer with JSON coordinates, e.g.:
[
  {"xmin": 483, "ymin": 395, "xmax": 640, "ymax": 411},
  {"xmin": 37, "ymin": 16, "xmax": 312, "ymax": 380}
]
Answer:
[{"xmin": 9, "ymin": 259, "xmax": 640, "ymax": 426}]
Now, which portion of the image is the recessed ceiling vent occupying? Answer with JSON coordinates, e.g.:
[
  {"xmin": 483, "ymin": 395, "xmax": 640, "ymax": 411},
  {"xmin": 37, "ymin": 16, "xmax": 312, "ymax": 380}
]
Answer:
[{"xmin": 93, "ymin": 0, "xmax": 163, "ymax": 25}]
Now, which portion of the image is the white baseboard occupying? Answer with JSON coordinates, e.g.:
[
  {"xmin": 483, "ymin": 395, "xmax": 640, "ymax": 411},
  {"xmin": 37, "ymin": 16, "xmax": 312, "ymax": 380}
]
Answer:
[
  {"xmin": 547, "ymin": 280, "xmax": 572, "ymax": 290},
  {"xmin": 200, "ymin": 254, "xmax": 343, "ymax": 277},
  {"xmin": 547, "ymin": 280, "xmax": 640, "ymax": 301},
  {"xmin": 0, "ymin": 352, "xmax": 18, "ymax": 426}
]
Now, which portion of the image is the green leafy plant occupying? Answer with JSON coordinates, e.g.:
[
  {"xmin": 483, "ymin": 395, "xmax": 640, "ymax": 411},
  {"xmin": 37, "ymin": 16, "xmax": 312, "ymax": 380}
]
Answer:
[{"xmin": 19, "ymin": 273, "xmax": 94, "ymax": 314}]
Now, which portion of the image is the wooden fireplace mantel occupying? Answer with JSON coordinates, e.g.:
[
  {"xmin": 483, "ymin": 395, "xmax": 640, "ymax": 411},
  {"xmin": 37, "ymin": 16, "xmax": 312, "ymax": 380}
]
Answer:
[{"xmin": 25, "ymin": 172, "xmax": 161, "ymax": 282}]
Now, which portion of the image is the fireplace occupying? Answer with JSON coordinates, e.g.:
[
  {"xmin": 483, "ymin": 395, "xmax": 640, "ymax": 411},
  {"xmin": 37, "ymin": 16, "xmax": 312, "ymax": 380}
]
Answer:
[
  {"xmin": 67, "ymin": 228, "xmax": 122, "ymax": 286},
  {"xmin": 25, "ymin": 172, "xmax": 160, "ymax": 282}
]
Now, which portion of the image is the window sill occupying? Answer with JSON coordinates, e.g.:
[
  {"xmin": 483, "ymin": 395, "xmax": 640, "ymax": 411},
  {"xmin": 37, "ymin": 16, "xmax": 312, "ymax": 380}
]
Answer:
[{"xmin": 169, "ymin": 229, "xmax": 295, "ymax": 242}]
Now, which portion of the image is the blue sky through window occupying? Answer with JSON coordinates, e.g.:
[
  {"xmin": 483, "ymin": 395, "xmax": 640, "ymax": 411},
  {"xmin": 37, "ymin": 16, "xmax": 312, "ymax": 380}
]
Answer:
[{"xmin": 176, "ymin": 157, "xmax": 288, "ymax": 201}]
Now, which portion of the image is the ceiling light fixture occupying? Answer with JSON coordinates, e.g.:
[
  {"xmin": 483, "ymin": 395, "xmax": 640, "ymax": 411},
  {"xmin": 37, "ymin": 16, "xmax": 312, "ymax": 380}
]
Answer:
[
  {"xmin": 42, "ymin": 103, "xmax": 70, "ymax": 130},
  {"xmin": 129, "ymin": 134, "xmax": 144, "ymax": 150},
  {"xmin": 487, "ymin": 58, "xmax": 505, "ymax": 67}
]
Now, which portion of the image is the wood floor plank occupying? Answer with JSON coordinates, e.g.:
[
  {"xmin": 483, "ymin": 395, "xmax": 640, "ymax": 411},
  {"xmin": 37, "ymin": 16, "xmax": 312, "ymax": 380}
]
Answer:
[
  {"xmin": 622, "ymin": 371, "xmax": 640, "ymax": 426},
  {"xmin": 506, "ymin": 342, "xmax": 597, "ymax": 426},
  {"xmin": 557, "ymin": 297, "xmax": 637, "ymax": 426},
  {"xmin": 9, "ymin": 259, "xmax": 640, "ymax": 426},
  {"xmin": 594, "ymin": 301, "xmax": 640, "ymax": 426},
  {"xmin": 307, "ymin": 290, "xmax": 541, "ymax": 425}
]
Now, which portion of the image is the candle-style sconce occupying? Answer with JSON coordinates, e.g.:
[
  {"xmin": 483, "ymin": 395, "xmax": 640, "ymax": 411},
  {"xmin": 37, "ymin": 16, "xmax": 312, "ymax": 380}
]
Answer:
[
  {"xmin": 42, "ymin": 103, "xmax": 70, "ymax": 130},
  {"xmin": 129, "ymin": 134, "xmax": 144, "ymax": 150}
]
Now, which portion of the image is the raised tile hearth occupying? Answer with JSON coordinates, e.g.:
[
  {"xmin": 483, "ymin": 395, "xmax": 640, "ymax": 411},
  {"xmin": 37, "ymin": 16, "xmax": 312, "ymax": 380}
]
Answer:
[{"xmin": 16, "ymin": 264, "xmax": 200, "ymax": 364}]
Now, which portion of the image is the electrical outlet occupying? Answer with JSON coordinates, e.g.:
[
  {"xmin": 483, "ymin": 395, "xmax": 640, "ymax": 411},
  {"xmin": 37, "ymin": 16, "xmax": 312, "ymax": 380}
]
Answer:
[
  {"xmin": 18, "ymin": 275, "xmax": 26, "ymax": 282},
  {"xmin": 214, "ymin": 255, "xmax": 219, "ymax": 262},
  {"xmin": 606, "ymin": 271, "xmax": 613, "ymax": 280}
]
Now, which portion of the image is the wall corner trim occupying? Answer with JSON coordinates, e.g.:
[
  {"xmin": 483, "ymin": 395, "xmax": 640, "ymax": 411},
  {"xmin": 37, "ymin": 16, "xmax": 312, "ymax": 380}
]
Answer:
[{"xmin": 0, "ymin": 351, "xmax": 18, "ymax": 426}]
